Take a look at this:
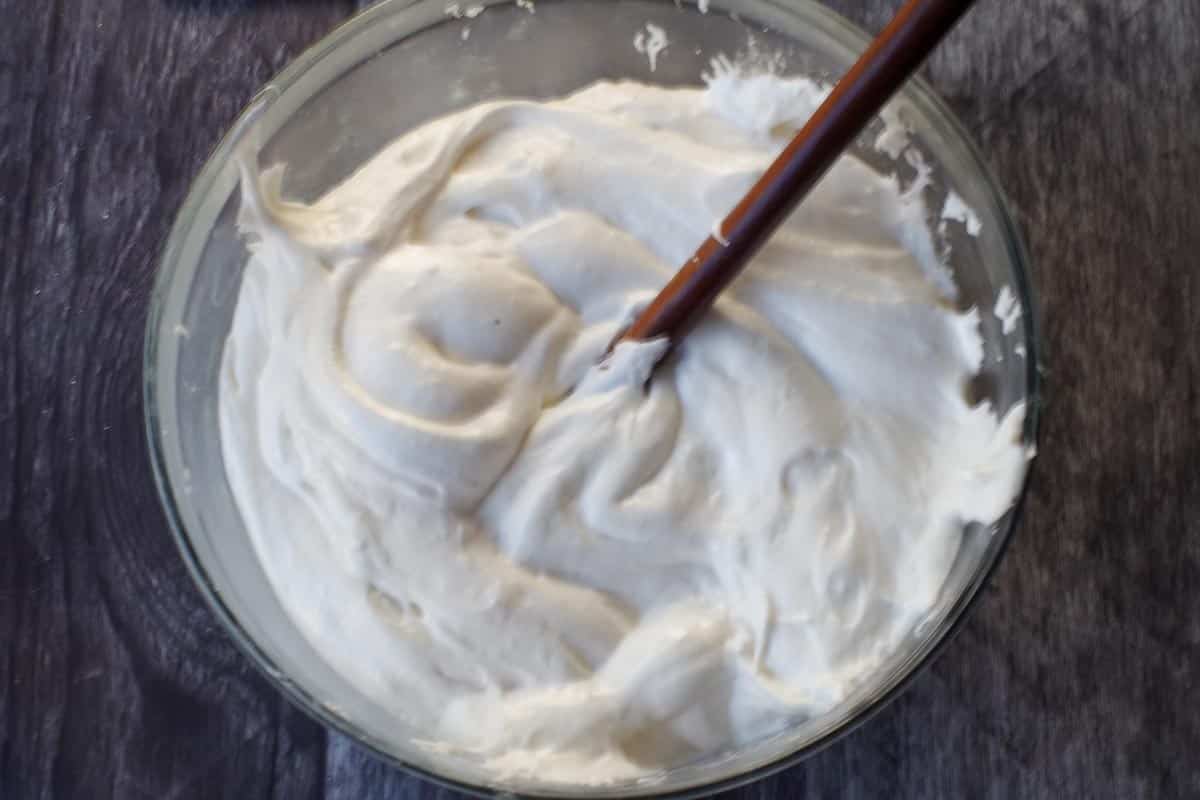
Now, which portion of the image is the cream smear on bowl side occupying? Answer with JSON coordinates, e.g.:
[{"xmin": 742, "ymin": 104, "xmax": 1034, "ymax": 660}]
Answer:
[{"xmin": 220, "ymin": 62, "xmax": 1029, "ymax": 784}]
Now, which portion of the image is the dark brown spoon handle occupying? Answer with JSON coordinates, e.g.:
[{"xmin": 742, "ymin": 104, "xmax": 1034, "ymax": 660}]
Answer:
[{"xmin": 618, "ymin": 0, "xmax": 976, "ymax": 347}]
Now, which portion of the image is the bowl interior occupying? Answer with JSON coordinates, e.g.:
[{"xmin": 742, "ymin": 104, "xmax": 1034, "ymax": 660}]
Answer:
[{"xmin": 147, "ymin": 0, "xmax": 1037, "ymax": 796}]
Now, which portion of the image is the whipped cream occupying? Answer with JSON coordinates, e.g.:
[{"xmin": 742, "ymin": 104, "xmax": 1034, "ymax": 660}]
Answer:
[{"xmin": 221, "ymin": 71, "xmax": 1028, "ymax": 785}]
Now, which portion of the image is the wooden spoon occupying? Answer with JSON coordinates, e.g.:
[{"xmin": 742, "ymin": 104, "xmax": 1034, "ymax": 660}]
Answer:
[{"xmin": 616, "ymin": 0, "xmax": 976, "ymax": 357}]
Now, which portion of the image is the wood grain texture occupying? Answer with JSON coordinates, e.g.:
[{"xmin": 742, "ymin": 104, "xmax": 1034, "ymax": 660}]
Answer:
[{"xmin": 1, "ymin": 0, "xmax": 1197, "ymax": 797}]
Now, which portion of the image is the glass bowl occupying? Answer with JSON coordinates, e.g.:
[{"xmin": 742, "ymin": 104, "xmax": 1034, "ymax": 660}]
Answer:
[{"xmin": 145, "ymin": 0, "xmax": 1040, "ymax": 796}]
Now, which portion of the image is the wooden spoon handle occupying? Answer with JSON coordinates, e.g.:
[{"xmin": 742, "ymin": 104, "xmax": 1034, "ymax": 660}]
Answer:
[{"xmin": 619, "ymin": 0, "xmax": 976, "ymax": 347}]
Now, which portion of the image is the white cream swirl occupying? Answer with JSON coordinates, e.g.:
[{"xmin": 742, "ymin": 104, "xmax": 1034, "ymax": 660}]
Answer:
[{"xmin": 220, "ymin": 73, "xmax": 1028, "ymax": 785}]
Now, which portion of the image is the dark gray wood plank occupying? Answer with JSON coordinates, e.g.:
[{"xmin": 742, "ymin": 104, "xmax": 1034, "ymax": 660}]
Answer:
[{"xmin": 2, "ymin": 1, "xmax": 1197, "ymax": 798}]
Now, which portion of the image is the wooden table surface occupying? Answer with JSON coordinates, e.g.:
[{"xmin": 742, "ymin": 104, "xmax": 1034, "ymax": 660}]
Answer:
[{"xmin": 3, "ymin": 0, "xmax": 1198, "ymax": 797}]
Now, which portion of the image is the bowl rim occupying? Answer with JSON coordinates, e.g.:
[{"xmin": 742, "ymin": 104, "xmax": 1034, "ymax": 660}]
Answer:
[{"xmin": 144, "ymin": 0, "xmax": 1042, "ymax": 796}]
